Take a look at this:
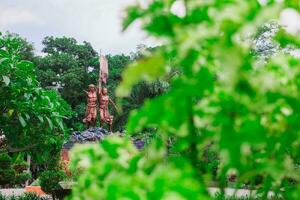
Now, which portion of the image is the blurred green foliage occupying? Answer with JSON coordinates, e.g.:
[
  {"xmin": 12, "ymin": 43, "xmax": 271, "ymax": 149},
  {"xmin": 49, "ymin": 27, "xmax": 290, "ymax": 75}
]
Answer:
[{"xmin": 70, "ymin": 0, "xmax": 300, "ymax": 199}]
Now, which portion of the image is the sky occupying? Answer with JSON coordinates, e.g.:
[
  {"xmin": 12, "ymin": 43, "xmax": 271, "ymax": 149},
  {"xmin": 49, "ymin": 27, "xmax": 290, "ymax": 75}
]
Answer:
[
  {"xmin": 0, "ymin": 0, "xmax": 300, "ymax": 56},
  {"xmin": 0, "ymin": 0, "xmax": 155, "ymax": 55}
]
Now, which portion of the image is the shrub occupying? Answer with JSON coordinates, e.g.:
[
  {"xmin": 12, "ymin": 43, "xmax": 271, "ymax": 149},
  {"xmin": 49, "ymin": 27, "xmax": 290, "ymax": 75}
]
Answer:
[
  {"xmin": 0, "ymin": 169, "xmax": 15, "ymax": 186},
  {"xmin": 0, "ymin": 153, "xmax": 12, "ymax": 169},
  {"xmin": 15, "ymin": 172, "xmax": 32, "ymax": 185},
  {"xmin": 39, "ymin": 170, "xmax": 66, "ymax": 194},
  {"xmin": 0, "ymin": 153, "xmax": 15, "ymax": 186},
  {"xmin": 12, "ymin": 162, "xmax": 29, "ymax": 173}
]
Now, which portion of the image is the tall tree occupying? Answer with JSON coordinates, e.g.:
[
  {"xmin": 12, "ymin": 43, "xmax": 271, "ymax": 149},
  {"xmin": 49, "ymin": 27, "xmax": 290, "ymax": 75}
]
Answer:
[
  {"xmin": 35, "ymin": 37, "xmax": 99, "ymax": 129},
  {"xmin": 35, "ymin": 36, "xmax": 98, "ymax": 107},
  {"xmin": 0, "ymin": 32, "xmax": 72, "ymax": 163},
  {"xmin": 2, "ymin": 32, "xmax": 35, "ymax": 61}
]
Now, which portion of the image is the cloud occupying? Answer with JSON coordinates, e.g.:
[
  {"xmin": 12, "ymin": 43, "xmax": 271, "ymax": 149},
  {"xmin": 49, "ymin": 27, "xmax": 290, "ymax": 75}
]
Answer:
[
  {"xmin": 0, "ymin": 7, "xmax": 43, "ymax": 28},
  {"xmin": 0, "ymin": 0, "xmax": 155, "ymax": 54}
]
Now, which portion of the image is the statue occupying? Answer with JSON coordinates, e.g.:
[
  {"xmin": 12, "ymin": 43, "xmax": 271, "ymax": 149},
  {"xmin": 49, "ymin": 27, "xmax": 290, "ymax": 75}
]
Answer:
[
  {"xmin": 83, "ymin": 84, "xmax": 97, "ymax": 127},
  {"xmin": 98, "ymin": 84, "xmax": 117, "ymax": 132},
  {"xmin": 82, "ymin": 52, "xmax": 118, "ymax": 131}
]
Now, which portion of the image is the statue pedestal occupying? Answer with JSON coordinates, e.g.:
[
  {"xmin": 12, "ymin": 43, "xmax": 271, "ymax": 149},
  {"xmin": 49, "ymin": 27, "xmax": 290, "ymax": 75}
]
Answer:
[{"xmin": 62, "ymin": 127, "xmax": 111, "ymax": 150}]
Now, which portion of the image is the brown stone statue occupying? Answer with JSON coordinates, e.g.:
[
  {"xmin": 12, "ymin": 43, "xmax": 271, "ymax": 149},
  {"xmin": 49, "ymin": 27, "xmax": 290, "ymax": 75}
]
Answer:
[
  {"xmin": 98, "ymin": 84, "xmax": 117, "ymax": 132},
  {"xmin": 83, "ymin": 84, "xmax": 97, "ymax": 127}
]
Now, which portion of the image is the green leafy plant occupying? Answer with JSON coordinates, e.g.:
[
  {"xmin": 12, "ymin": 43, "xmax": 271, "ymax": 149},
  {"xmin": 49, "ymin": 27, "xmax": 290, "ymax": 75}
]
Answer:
[
  {"xmin": 14, "ymin": 172, "xmax": 32, "ymax": 185},
  {"xmin": 39, "ymin": 170, "xmax": 66, "ymax": 195},
  {"xmin": 0, "ymin": 153, "xmax": 12, "ymax": 168},
  {"xmin": 12, "ymin": 161, "xmax": 29, "ymax": 173},
  {"xmin": 0, "ymin": 153, "xmax": 32, "ymax": 187},
  {"xmin": 0, "ymin": 153, "xmax": 15, "ymax": 186},
  {"xmin": 0, "ymin": 32, "xmax": 73, "ymax": 166}
]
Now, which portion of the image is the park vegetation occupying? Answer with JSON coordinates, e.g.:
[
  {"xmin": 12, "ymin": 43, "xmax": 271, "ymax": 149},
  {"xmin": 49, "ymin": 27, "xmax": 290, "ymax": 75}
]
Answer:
[{"xmin": 1, "ymin": 0, "xmax": 300, "ymax": 200}]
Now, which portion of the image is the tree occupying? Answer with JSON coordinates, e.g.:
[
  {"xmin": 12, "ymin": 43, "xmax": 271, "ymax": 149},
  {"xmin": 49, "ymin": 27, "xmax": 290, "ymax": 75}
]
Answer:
[
  {"xmin": 70, "ymin": 1, "xmax": 300, "ymax": 199},
  {"xmin": 2, "ymin": 32, "xmax": 35, "ymax": 61},
  {"xmin": 35, "ymin": 36, "xmax": 98, "ymax": 107},
  {"xmin": 0, "ymin": 32, "xmax": 72, "ymax": 165},
  {"xmin": 35, "ymin": 37, "xmax": 135, "ymax": 131},
  {"xmin": 35, "ymin": 39, "xmax": 159, "ymax": 131},
  {"xmin": 34, "ymin": 37, "xmax": 98, "ymax": 129}
]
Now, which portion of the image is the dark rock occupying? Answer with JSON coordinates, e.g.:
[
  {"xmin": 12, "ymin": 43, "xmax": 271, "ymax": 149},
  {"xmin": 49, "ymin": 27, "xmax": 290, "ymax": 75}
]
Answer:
[
  {"xmin": 62, "ymin": 127, "xmax": 110, "ymax": 149},
  {"xmin": 62, "ymin": 128, "xmax": 145, "ymax": 150}
]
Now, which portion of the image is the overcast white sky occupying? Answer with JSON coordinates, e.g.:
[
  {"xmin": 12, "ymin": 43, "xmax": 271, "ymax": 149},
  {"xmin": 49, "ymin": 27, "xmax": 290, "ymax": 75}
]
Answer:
[
  {"xmin": 1, "ymin": 0, "xmax": 300, "ymax": 55},
  {"xmin": 0, "ymin": 0, "xmax": 155, "ymax": 55}
]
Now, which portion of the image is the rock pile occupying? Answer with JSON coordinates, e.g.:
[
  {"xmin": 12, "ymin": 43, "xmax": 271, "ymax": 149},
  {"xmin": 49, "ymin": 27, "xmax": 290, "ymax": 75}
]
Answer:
[
  {"xmin": 62, "ymin": 127, "xmax": 111, "ymax": 149},
  {"xmin": 62, "ymin": 128, "xmax": 145, "ymax": 150}
]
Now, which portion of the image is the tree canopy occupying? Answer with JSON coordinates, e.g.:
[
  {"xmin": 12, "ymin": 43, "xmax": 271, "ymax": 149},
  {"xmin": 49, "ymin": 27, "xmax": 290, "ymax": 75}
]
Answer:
[{"xmin": 0, "ymin": 32, "xmax": 72, "ymax": 162}]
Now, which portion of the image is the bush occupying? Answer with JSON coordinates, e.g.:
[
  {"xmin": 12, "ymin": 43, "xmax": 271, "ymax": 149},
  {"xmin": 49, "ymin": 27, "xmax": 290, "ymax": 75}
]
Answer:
[
  {"xmin": 12, "ymin": 162, "xmax": 29, "ymax": 173},
  {"xmin": 0, "ymin": 153, "xmax": 12, "ymax": 169},
  {"xmin": 0, "ymin": 154, "xmax": 31, "ymax": 186},
  {"xmin": 15, "ymin": 172, "xmax": 32, "ymax": 185},
  {"xmin": 0, "ymin": 153, "xmax": 15, "ymax": 186},
  {"xmin": 0, "ymin": 169, "xmax": 16, "ymax": 186},
  {"xmin": 39, "ymin": 170, "xmax": 66, "ymax": 194}
]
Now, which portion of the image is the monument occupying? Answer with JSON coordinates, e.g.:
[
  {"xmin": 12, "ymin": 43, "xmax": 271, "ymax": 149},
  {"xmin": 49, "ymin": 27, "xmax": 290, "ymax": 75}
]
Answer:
[
  {"xmin": 83, "ymin": 53, "xmax": 117, "ymax": 131},
  {"xmin": 83, "ymin": 84, "xmax": 97, "ymax": 127}
]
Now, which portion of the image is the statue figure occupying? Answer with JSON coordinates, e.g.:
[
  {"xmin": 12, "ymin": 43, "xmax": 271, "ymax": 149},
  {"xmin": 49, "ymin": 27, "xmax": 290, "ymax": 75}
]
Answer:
[
  {"xmin": 83, "ymin": 84, "xmax": 97, "ymax": 127},
  {"xmin": 98, "ymin": 84, "xmax": 117, "ymax": 132}
]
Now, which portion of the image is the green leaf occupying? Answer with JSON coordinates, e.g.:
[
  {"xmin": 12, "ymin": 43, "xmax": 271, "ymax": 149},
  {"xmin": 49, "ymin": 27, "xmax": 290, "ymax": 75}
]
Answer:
[
  {"xmin": 56, "ymin": 118, "xmax": 64, "ymax": 131},
  {"xmin": 46, "ymin": 117, "xmax": 53, "ymax": 130},
  {"xmin": 17, "ymin": 60, "xmax": 34, "ymax": 70},
  {"xmin": 18, "ymin": 115, "xmax": 26, "ymax": 127},
  {"xmin": 123, "ymin": 5, "xmax": 142, "ymax": 31},
  {"xmin": 38, "ymin": 115, "xmax": 44, "ymax": 123},
  {"xmin": 25, "ymin": 113, "xmax": 30, "ymax": 120},
  {"xmin": 116, "ymin": 54, "xmax": 166, "ymax": 97},
  {"xmin": 0, "ymin": 57, "xmax": 8, "ymax": 65},
  {"xmin": 2, "ymin": 75, "xmax": 10, "ymax": 86}
]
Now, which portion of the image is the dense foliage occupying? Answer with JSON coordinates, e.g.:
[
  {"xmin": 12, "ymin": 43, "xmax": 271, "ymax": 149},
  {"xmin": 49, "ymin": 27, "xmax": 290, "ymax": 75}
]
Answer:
[
  {"xmin": 0, "ymin": 153, "xmax": 31, "ymax": 187},
  {"xmin": 34, "ymin": 37, "xmax": 98, "ymax": 130},
  {"xmin": 35, "ymin": 37, "xmax": 162, "ymax": 131},
  {"xmin": 39, "ymin": 170, "xmax": 66, "ymax": 196},
  {"xmin": 70, "ymin": 0, "xmax": 300, "ymax": 199},
  {"xmin": 0, "ymin": 153, "xmax": 15, "ymax": 186},
  {"xmin": 0, "ymin": 32, "xmax": 72, "ymax": 164}
]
